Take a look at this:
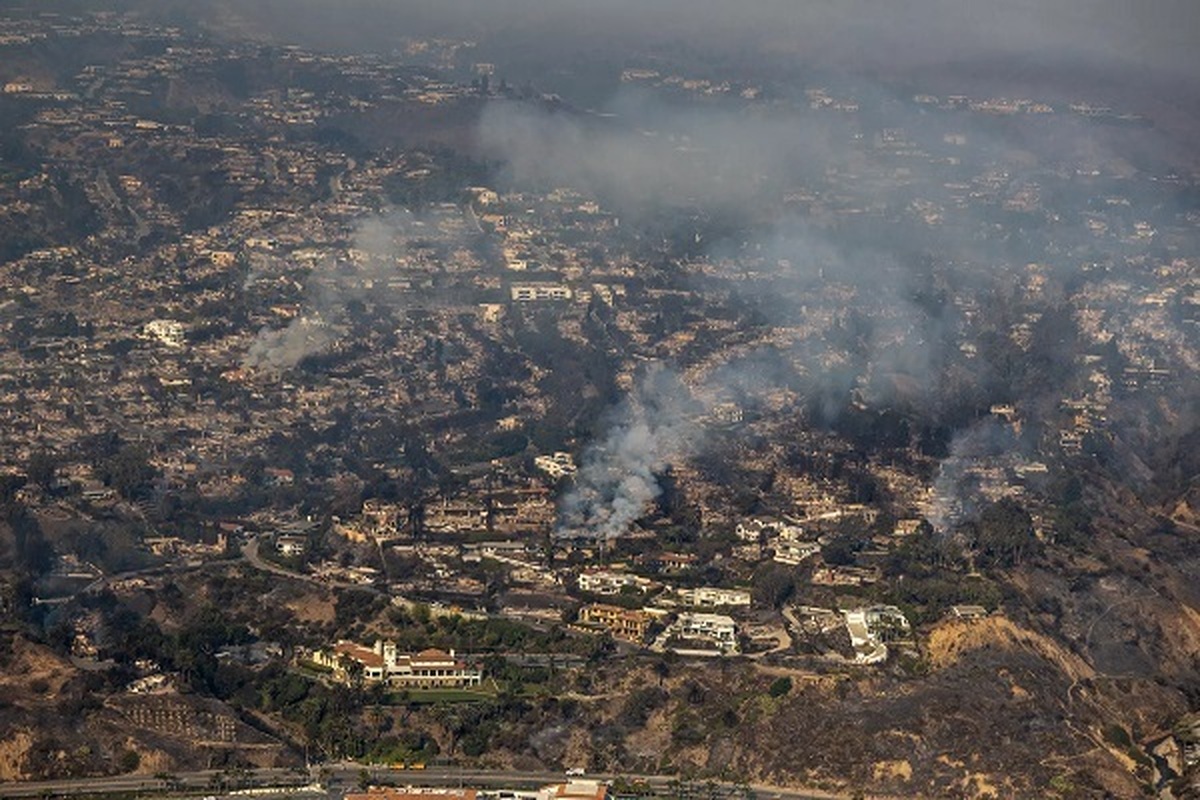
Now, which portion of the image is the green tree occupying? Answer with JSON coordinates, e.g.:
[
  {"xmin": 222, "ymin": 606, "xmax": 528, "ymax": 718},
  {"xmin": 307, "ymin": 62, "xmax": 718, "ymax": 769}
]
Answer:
[
  {"xmin": 117, "ymin": 749, "xmax": 141, "ymax": 773},
  {"xmin": 238, "ymin": 455, "xmax": 266, "ymax": 486},
  {"xmin": 99, "ymin": 447, "xmax": 157, "ymax": 500},
  {"xmin": 974, "ymin": 498, "xmax": 1038, "ymax": 568},
  {"xmin": 9, "ymin": 506, "xmax": 54, "ymax": 575},
  {"xmin": 26, "ymin": 450, "xmax": 57, "ymax": 489},
  {"xmin": 821, "ymin": 533, "xmax": 861, "ymax": 566},
  {"xmin": 751, "ymin": 563, "xmax": 795, "ymax": 609}
]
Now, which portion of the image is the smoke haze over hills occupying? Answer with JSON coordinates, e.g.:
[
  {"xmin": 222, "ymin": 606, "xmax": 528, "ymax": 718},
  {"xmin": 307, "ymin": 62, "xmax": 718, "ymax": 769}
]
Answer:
[{"xmin": 175, "ymin": 0, "xmax": 1200, "ymax": 81}]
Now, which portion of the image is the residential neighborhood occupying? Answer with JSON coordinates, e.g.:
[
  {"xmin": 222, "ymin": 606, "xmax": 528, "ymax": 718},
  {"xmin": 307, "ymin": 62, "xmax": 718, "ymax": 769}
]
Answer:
[{"xmin": 0, "ymin": 4, "xmax": 1196, "ymax": 798}]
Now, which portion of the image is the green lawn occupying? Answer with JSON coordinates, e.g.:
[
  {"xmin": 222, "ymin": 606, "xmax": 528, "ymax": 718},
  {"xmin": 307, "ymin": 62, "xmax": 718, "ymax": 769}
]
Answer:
[{"xmin": 387, "ymin": 683, "xmax": 499, "ymax": 704}]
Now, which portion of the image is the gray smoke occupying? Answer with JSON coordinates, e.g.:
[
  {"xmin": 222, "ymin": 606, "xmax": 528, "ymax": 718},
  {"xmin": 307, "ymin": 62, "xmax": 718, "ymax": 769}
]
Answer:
[
  {"xmin": 925, "ymin": 417, "xmax": 1021, "ymax": 533},
  {"xmin": 475, "ymin": 72, "xmax": 1197, "ymax": 545},
  {"xmin": 474, "ymin": 90, "xmax": 1027, "ymax": 419},
  {"xmin": 208, "ymin": 0, "xmax": 1200, "ymax": 85},
  {"xmin": 476, "ymin": 92, "xmax": 835, "ymax": 219},
  {"xmin": 557, "ymin": 365, "xmax": 702, "ymax": 541},
  {"xmin": 242, "ymin": 208, "xmax": 445, "ymax": 370},
  {"xmin": 243, "ymin": 314, "xmax": 336, "ymax": 371}
]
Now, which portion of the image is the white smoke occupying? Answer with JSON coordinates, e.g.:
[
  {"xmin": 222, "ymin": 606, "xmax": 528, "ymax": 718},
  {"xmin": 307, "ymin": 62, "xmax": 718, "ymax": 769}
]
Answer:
[
  {"xmin": 475, "ymin": 93, "xmax": 836, "ymax": 218},
  {"xmin": 925, "ymin": 417, "xmax": 1020, "ymax": 533},
  {"xmin": 556, "ymin": 365, "xmax": 701, "ymax": 541},
  {"xmin": 241, "ymin": 209, "xmax": 445, "ymax": 371},
  {"xmin": 243, "ymin": 314, "xmax": 336, "ymax": 371}
]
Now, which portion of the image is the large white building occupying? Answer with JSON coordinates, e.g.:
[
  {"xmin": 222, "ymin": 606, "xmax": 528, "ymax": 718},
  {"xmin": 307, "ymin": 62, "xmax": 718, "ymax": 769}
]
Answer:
[
  {"xmin": 736, "ymin": 517, "xmax": 822, "ymax": 565},
  {"xmin": 577, "ymin": 569, "xmax": 655, "ymax": 596},
  {"xmin": 511, "ymin": 283, "xmax": 572, "ymax": 302},
  {"xmin": 534, "ymin": 452, "xmax": 578, "ymax": 479},
  {"xmin": 671, "ymin": 612, "xmax": 739, "ymax": 653},
  {"xmin": 736, "ymin": 517, "xmax": 805, "ymax": 542},
  {"xmin": 675, "ymin": 587, "xmax": 751, "ymax": 608},
  {"xmin": 773, "ymin": 539, "xmax": 821, "ymax": 566},
  {"xmin": 141, "ymin": 319, "xmax": 186, "ymax": 348},
  {"xmin": 843, "ymin": 605, "xmax": 910, "ymax": 665},
  {"xmin": 312, "ymin": 641, "xmax": 482, "ymax": 688}
]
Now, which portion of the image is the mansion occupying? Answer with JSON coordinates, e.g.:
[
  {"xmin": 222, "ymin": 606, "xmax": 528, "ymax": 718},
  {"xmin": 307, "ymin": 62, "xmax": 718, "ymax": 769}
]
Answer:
[{"xmin": 312, "ymin": 641, "xmax": 482, "ymax": 689}]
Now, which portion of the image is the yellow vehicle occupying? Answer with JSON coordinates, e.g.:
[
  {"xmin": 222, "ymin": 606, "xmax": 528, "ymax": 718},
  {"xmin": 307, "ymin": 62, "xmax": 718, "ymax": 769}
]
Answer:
[
  {"xmin": 409, "ymin": 763, "xmax": 426, "ymax": 770},
  {"xmin": 391, "ymin": 762, "xmax": 405, "ymax": 770}
]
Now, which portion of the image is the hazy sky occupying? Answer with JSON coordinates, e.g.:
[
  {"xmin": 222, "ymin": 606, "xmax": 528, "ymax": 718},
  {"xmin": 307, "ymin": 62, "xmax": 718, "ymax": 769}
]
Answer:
[{"xmin": 207, "ymin": 0, "xmax": 1200, "ymax": 80}]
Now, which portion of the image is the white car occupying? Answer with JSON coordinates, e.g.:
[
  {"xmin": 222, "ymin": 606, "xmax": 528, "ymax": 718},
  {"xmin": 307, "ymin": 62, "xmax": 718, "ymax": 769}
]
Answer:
[{"xmin": 565, "ymin": 767, "xmax": 586, "ymax": 776}]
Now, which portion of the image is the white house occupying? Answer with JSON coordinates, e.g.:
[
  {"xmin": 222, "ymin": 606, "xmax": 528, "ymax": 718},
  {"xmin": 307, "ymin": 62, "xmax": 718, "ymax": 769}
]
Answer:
[
  {"xmin": 511, "ymin": 284, "xmax": 572, "ymax": 302},
  {"xmin": 535, "ymin": 452, "xmax": 577, "ymax": 479},
  {"xmin": 843, "ymin": 605, "xmax": 910, "ymax": 665},
  {"xmin": 577, "ymin": 569, "xmax": 655, "ymax": 596},
  {"xmin": 141, "ymin": 319, "xmax": 186, "ymax": 348},
  {"xmin": 671, "ymin": 612, "xmax": 739, "ymax": 653},
  {"xmin": 773, "ymin": 539, "xmax": 820, "ymax": 565},
  {"xmin": 736, "ymin": 517, "xmax": 805, "ymax": 542},
  {"xmin": 275, "ymin": 534, "xmax": 308, "ymax": 557},
  {"xmin": 676, "ymin": 587, "xmax": 751, "ymax": 608}
]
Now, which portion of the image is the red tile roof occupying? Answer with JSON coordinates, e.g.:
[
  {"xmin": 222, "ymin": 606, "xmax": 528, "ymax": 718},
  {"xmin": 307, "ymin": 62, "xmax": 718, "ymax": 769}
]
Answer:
[{"xmin": 334, "ymin": 641, "xmax": 384, "ymax": 668}]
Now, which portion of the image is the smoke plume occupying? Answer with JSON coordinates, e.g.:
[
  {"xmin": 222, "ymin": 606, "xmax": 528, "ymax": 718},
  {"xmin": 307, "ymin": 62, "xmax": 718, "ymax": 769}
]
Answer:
[
  {"xmin": 925, "ymin": 417, "xmax": 1022, "ymax": 533},
  {"xmin": 242, "ymin": 209, "xmax": 448, "ymax": 370},
  {"xmin": 243, "ymin": 315, "xmax": 336, "ymax": 371},
  {"xmin": 556, "ymin": 365, "xmax": 702, "ymax": 541},
  {"xmin": 476, "ymin": 93, "xmax": 836, "ymax": 220}
]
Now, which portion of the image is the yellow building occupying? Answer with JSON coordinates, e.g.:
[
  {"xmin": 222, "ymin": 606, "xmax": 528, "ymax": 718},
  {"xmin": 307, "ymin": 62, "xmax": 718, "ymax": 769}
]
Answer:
[{"xmin": 577, "ymin": 603, "xmax": 653, "ymax": 643}]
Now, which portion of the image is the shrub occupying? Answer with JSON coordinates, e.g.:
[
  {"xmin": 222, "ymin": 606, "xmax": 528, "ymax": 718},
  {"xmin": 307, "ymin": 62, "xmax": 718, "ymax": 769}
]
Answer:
[{"xmin": 118, "ymin": 749, "xmax": 141, "ymax": 773}]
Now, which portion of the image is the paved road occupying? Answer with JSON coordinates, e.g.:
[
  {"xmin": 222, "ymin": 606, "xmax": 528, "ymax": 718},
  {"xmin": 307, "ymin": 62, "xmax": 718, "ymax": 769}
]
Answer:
[
  {"xmin": 0, "ymin": 764, "xmax": 847, "ymax": 800},
  {"xmin": 242, "ymin": 536, "xmax": 306, "ymax": 581},
  {"xmin": 242, "ymin": 537, "xmax": 385, "ymax": 593}
]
